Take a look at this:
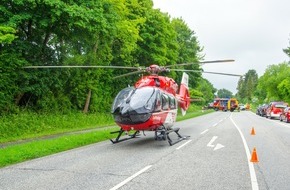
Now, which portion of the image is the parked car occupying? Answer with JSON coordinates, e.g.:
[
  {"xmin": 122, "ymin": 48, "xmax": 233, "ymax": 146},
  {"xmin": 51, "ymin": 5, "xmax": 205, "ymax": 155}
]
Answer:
[
  {"xmin": 256, "ymin": 104, "xmax": 268, "ymax": 117},
  {"xmin": 256, "ymin": 105, "xmax": 261, "ymax": 115},
  {"xmin": 238, "ymin": 104, "xmax": 246, "ymax": 111},
  {"xmin": 266, "ymin": 101, "xmax": 288, "ymax": 119},
  {"xmin": 280, "ymin": 107, "xmax": 290, "ymax": 123}
]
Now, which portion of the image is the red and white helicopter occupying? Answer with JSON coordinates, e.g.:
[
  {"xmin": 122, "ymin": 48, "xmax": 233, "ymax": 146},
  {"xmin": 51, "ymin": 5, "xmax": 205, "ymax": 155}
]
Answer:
[
  {"xmin": 24, "ymin": 59, "xmax": 241, "ymax": 145},
  {"xmin": 109, "ymin": 60, "xmax": 243, "ymax": 145}
]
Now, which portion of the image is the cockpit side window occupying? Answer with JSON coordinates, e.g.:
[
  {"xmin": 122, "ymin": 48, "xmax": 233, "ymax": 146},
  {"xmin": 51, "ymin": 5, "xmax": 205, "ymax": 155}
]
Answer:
[
  {"xmin": 154, "ymin": 91, "xmax": 161, "ymax": 112},
  {"xmin": 169, "ymin": 95, "xmax": 176, "ymax": 109},
  {"xmin": 161, "ymin": 94, "xmax": 169, "ymax": 110}
]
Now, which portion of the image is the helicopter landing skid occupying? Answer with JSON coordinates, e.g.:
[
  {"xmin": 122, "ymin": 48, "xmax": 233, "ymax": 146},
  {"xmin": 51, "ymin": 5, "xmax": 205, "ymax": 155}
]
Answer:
[
  {"xmin": 110, "ymin": 130, "xmax": 140, "ymax": 144},
  {"xmin": 155, "ymin": 127, "xmax": 190, "ymax": 146}
]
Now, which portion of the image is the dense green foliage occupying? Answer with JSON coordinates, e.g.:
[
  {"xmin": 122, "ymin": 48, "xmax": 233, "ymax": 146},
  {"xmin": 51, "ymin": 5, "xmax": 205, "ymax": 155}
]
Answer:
[
  {"xmin": 256, "ymin": 62, "xmax": 290, "ymax": 103},
  {"xmin": 236, "ymin": 69, "xmax": 258, "ymax": 102},
  {"xmin": 217, "ymin": 88, "xmax": 233, "ymax": 98},
  {"xmin": 0, "ymin": 0, "xmax": 204, "ymax": 115},
  {"xmin": 0, "ymin": 26, "xmax": 16, "ymax": 44},
  {"xmin": 190, "ymin": 78, "xmax": 216, "ymax": 105}
]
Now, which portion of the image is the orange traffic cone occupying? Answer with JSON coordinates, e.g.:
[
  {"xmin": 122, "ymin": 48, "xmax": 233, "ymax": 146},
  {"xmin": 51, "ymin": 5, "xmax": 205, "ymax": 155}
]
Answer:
[
  {"xmin": 251, "ymin": 127, "xmax": 256, "ymax": 135},
  {"xmin": 250, "ymin": 147, "xmax": 259, "ymax": 163}
]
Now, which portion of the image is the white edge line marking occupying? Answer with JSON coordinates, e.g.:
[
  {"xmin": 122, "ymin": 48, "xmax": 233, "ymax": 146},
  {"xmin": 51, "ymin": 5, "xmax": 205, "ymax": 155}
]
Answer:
[
  {"xmin": 278, "ymin": 122, "xmax": 290, "ymax": 129},
  {"xmin": 230, "ymin": 113, "xmax": 259, "ymax": 190},
  {"xmin": 200, "ymin": 129, "xmax": 209, "ymax": 135},
  {"xmin": 110, "ymin": 165, "xmax": 152, "ymax": 190},
  {"xmin": 176, "ymin": 140, "xmax": 192, "ymax": 150},
  {"xmin": 213, "ymin": 123, "xmax": 218, "ymax": 127},
  {"xmin": 249, "ymin": 111, "xmax": 290, "ymax": 129}
]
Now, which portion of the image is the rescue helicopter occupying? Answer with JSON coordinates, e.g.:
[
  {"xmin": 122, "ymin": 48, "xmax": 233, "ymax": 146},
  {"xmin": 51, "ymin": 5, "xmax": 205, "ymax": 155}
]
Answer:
[{"xmin": 24, "ymin": 59, "xmax": 242, "ymax": 145}]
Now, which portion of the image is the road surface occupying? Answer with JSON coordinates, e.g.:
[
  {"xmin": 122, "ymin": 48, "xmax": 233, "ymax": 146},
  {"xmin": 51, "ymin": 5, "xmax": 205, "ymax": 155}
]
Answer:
[{"xmin": 1, "ymin": 111, "xmax": 290, "ymax": 190}]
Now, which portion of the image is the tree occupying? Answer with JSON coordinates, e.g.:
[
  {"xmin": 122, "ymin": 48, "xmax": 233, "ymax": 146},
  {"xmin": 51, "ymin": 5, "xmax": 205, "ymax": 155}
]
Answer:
[
  {"xmin": 133, "ymin": 9, "xmax": 178, "ymax": 66},
  {"xmin": 196, "ymin": 78, "xmax": 216, "ymax": 103},
  {"xmin": 217, "ymin": 88, "xmax": 233, "ymax": 98},
  {"xmin": 236, "ymin": 76, "xmax": 245, "ymax": 98},
  {"xmin": 0, "ymin": 0, "xmax": 134, "ymax": 113},
  {"xmin": 171, "ymin": 18, "xmax": 203, "ymax": 88},
  {"xmin": 0, "ymin": 0, "xmax": 206, "ymax": 114},
  {"xmin": 283, "ymin": 38, "xmax": 290, "ymax": 57},
  {"xmin": 277, "ymin": 78, "xmax": 290, "ymax": 103},
  {"xmin": 0, "ymin": 25, "xmax": 22, "ymax": 113},
  {"xmin": 236, "ymin": 69, "xmax": 258, "ymax": 102},
  {"xmin": 257, "ymin": 63, "xmax": 290, "ymax": 102}
]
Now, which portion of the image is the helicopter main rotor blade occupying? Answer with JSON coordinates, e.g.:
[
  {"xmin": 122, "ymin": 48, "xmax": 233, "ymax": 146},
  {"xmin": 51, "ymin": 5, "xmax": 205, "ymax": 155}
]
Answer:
[
  {"xmin": 170, "ymin": 69, "xmax": 242, "ymax": 77},
  {"xmin": 166, "ymin": 59, "xmax": 235, "ymax": 68},
  {"xmin": 22, "ymin": 65, "xmax": 141, "ymax": 70},
  {"xmin": 202, "ymin": 71, "xmax": 242, "ymax": 77},
  {"xmin": 113, "ymin": 70, "xmax": 145, "ymax": 79}
]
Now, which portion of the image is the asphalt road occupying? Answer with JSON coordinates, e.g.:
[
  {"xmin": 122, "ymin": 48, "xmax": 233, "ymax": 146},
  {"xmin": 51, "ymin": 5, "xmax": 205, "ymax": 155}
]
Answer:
[{"xmin": 1, "ymin": 111, "xmax": 290, "ymax": 190}]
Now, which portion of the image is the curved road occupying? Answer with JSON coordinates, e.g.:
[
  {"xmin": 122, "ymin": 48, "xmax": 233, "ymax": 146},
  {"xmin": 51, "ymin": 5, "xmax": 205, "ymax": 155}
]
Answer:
[{"xmin": 1, "ymin": 111, "xmax": 290, "ymax": 190}]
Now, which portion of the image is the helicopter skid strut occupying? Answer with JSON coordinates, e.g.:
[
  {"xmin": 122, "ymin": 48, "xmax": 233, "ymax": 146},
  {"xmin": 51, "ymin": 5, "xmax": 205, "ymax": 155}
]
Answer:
[
  {"xmin": 110, "ymin": 127, "xmax": 189, "ymax": 146},
  {"xmin": 110, "ymin": 130, "xmax": 140, "ymax": 144},
  {"xmin": 155, "ymin": 126, "xmax": 190, "ymax": 146}
]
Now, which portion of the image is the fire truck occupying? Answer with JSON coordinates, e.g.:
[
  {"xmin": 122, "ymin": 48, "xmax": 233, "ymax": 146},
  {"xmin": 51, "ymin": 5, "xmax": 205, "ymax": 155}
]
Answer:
[{"xmin": 213, "ymin": 98, "xmax": 239, "ymax": 112}]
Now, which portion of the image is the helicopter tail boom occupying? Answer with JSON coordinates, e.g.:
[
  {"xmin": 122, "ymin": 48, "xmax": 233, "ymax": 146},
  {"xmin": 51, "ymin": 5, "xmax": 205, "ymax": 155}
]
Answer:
[{"xmin": 177, "ymin": 72, "xmax": 190, "ymax": 116}]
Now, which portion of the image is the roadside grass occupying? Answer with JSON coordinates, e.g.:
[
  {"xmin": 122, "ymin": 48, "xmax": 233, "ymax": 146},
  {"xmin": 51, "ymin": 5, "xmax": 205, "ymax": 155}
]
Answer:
[
  {"xmin": 0, "ymin": 127, "xmax": 119, "ymax": 168},
  {"xmin": 177, "ymin": 109, "xmax": 214, "ymax": 121},
  {"xmin": 0, "ymin": 112, "xmax": 114, "ymax": 143},
  {"xmin": 0, "ymin": 106, "xmax": 213, "ymax": 168}
]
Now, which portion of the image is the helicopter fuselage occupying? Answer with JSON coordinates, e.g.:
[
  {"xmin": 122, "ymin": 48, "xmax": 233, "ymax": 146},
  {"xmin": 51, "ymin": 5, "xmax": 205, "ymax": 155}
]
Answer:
[
  {"xmin": 111, "ymin": 86, "xmax": 178, "ymax": 131},
  {"xmin": 110, "ymin": 71, "xmax": 190, "ymax": 145}
]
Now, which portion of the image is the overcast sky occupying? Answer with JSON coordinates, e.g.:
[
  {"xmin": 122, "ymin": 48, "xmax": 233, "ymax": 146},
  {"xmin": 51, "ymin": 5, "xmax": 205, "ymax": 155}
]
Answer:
[{"xmin": 153, "ymin": 0, "xmax": 290, "ymax": 94}]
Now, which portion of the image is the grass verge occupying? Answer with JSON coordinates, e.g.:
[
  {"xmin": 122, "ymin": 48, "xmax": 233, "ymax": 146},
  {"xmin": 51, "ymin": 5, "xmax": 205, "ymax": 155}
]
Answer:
[
  {"xmin": 0, "ymin": 107, "xmax": 213, "ymax": 168},
  {"xmin": 0, "ymin": 127, "xmax": 119, "ymax": 168},
  {"xmin": 0, "ymin": 112, "xmax": 114, "ymax": 143},
  {"xmin": 177, "ymin": 109, "xmax": 213, "ymax": 121}
]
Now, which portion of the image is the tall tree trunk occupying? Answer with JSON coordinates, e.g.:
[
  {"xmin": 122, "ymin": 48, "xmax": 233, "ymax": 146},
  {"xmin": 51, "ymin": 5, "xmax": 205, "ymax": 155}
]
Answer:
[{"xmin": 83, "ymin": 89, "xmax": 91, "ymax": 113}]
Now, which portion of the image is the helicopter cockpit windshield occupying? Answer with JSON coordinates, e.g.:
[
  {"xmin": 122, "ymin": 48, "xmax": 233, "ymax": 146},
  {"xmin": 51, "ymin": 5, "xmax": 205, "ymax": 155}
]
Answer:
[
  {"xmin": 111, "ymin": 87, "xmax": 135, "ymax": 111},
  {"xmin": 111, "ymin": 87, "xmax": 157, "ymax": 115},
  {"xmin": 129, "ymin": 87, "xmax": 156, "ymax": 112}
]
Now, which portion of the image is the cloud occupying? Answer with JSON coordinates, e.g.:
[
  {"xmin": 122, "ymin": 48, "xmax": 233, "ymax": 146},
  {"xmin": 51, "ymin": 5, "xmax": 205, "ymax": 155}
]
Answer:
[{"xmin": 153, "ymin": 0, "xmax": 290, "ymax": 94}]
